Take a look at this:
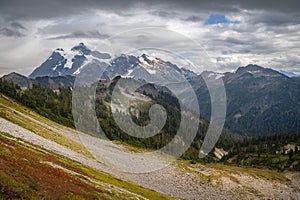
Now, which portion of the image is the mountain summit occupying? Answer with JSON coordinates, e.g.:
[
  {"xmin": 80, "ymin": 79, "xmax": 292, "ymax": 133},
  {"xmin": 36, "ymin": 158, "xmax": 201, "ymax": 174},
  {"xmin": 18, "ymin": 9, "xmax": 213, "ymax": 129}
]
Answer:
[
  {"xmin": 28, "ymin": 43, "xmax": 111, "ymax": 79},
  {"xmin": 236, "ymin": 64, "xmax": 285, "ymax": 77}
]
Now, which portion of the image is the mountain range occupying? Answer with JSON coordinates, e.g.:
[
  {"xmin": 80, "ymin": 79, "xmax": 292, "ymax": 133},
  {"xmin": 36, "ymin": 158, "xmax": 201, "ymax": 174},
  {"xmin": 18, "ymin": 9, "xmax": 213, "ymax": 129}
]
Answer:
[
  {"xmin": 28, "ymin": 43, "xmax": 197, "ymax": 83},
  {"xmin": 1, "ymin": 43, "xmax": 300, "ymax": 137}
]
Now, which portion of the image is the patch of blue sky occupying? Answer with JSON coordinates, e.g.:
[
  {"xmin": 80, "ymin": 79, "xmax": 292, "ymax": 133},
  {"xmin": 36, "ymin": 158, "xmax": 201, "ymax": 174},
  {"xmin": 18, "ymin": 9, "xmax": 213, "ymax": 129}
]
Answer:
[{"xmin": 204, "ymin": 14, "xmax": 240, "ymax": 25}]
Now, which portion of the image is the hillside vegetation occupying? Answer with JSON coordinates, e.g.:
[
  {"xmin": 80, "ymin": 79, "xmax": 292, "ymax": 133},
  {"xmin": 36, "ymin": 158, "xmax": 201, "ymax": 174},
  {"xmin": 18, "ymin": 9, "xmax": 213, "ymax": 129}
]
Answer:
[
  {"xmin": 0, "ymin": 132, "xmax": 174, "ymax": 199},
  {"xmin": 0, "ymin": 83, "xmax": 299, "ymax": 199},
  {"xmin": 1, "ymin": 78, "xmax": 300, "ymax": 171}
]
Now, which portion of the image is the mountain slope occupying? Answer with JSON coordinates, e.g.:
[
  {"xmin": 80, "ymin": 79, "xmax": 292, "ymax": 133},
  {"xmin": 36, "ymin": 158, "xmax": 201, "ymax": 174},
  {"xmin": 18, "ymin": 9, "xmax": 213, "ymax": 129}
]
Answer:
[
  {"xmin": 191, "ymin": 64, "xmax": 300, "ymax": 136},
  {"xmin": 0, "ymin": 94, "xmax": 299, "ymax": 199},
  {"xmin": 0, "ymin": 133, "xmax": 166, "ymax": 199},
  {"xmin": 0, "ymin": 94, "xmax": 229, "ymax": 199},
  {"xmin": 0, "ymin": 94, "xmax": 174, "ymax": 199}
]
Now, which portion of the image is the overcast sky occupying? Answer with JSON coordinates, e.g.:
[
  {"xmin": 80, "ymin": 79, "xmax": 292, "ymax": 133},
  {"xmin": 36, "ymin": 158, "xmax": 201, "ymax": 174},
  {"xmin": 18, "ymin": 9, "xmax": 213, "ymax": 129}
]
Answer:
[{"xmin": 0, "ymin": 0, "xmax": 300, "ymax": 76}]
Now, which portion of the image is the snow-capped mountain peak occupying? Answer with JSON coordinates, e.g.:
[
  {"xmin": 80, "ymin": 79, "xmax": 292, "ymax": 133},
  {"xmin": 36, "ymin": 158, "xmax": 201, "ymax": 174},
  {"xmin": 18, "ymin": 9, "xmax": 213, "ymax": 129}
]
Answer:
[{"xmin": 29, "ymin": 43, "xmax": 111, "ymax": 79}]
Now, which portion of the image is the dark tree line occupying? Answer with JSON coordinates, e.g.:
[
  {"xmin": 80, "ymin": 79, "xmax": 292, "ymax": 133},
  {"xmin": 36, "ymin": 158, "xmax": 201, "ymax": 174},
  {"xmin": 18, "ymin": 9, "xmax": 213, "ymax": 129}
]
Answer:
[{"xmin": 0, "ymin": 79, "xmax": 74, "ymax": 127}]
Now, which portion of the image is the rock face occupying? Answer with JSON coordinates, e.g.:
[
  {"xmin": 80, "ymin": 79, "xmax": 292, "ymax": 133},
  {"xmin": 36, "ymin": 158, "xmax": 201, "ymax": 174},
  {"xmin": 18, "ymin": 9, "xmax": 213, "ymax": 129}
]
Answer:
[{"xmin": 213, "ymin": 147, "xmax": 228, "ymax": 159}]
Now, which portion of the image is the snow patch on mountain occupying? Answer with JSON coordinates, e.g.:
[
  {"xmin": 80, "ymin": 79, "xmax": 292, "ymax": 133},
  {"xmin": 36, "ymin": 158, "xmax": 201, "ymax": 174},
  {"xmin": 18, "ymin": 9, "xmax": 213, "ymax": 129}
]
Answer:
[
  {"xmin": 208, "ymin": 72, "xmax": 225, "ymax": 80},
  {"xmin": 247, "ymin": 70, "xmax": 261, "ymax": 74}
]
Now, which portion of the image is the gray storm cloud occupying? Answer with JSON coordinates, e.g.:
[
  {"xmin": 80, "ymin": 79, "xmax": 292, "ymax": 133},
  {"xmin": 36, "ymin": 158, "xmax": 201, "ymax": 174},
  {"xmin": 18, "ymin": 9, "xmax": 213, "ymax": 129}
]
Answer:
[
  {"xmin": 1, "ymin": 0, "xmax": 300, "ymax": 19},
  {"xmin": 0, "ymin": 0, "xmax": 299, "ymax": 76}
]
